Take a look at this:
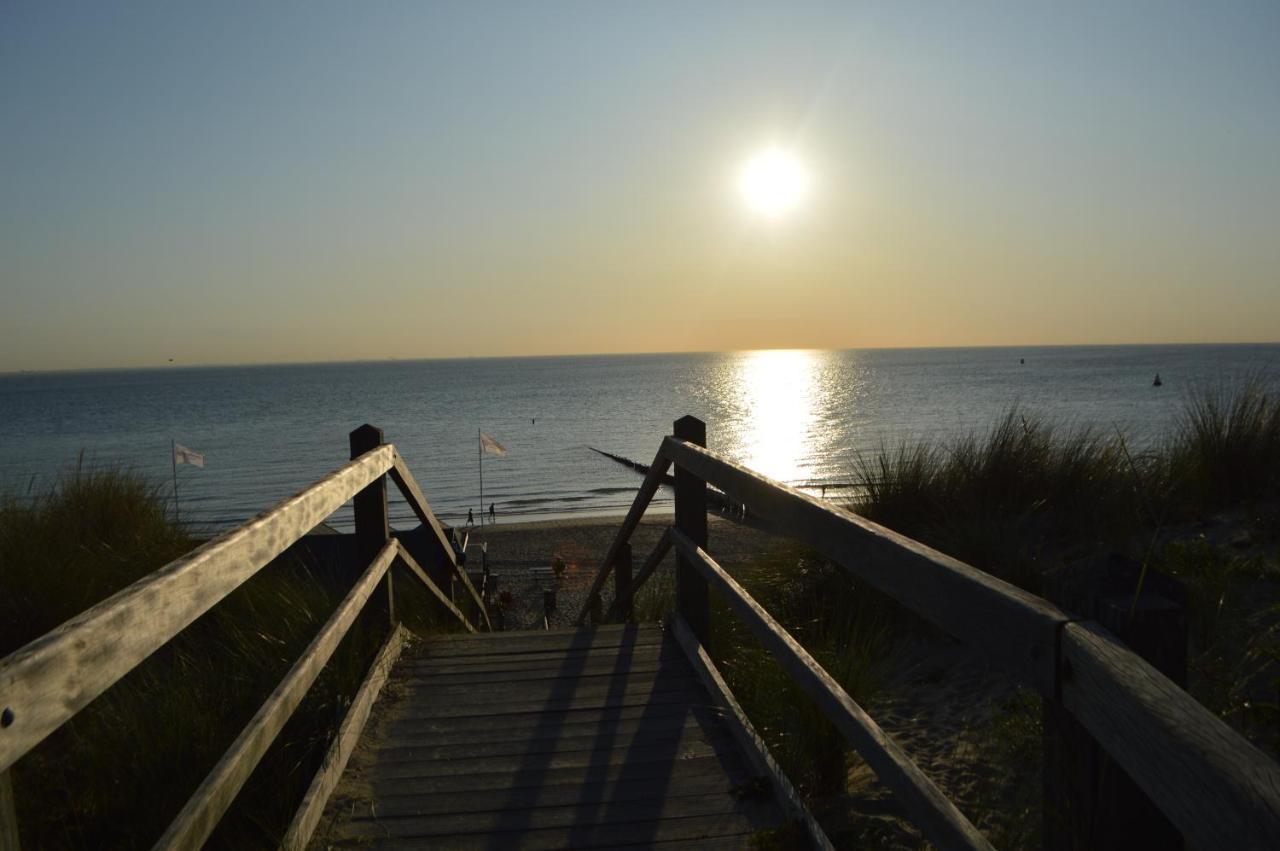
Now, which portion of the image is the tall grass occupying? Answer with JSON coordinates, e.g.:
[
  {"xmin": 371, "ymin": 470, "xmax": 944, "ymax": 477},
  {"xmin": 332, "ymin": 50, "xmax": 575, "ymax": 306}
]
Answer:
[
  {"xmin": 1165, "ymin": 375, "xmax": 1280, "ymax": 511},
  {"xmin": 0, "ymin": 463, "xmax": 454, "ymax": 848},
  {"xmin": 854, "ymin": 410, "xmax": 1143, "ymax": 591}
]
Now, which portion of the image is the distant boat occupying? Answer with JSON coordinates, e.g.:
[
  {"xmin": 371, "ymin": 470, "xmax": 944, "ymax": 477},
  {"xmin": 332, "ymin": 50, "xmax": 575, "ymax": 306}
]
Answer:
[{"xmin": 1153, "ymin": 373, "xmax": 1163, "ymax": 387}]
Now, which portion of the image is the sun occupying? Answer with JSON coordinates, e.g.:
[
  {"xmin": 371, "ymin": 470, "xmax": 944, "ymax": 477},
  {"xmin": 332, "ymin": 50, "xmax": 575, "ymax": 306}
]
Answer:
[{"xmin": 738, "ymin": 147, "xmax": 811, "ymax": 218}]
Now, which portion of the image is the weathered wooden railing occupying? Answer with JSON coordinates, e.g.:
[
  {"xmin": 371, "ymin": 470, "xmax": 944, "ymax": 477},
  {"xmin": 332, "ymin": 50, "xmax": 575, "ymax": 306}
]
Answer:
[
  {"xmin": 576, "ymin": 415, "xmax": 1280, "ymax": 851},
  {"xmin": 0, "ymin": 424, "xmax": 487, "ymax": 850}
]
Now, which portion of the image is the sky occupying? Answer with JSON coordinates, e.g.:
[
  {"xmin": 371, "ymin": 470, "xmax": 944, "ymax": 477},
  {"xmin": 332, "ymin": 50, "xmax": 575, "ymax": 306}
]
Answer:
[{"xmin": 2, "ymin": 1, "xmax": 1278, "ymax": 371}]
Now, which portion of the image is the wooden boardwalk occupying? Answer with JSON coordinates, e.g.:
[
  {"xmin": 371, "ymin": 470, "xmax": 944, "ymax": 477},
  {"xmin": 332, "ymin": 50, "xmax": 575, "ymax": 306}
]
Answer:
[{"xmin": 310, "ymin": 624, "xmax": 789, "ymax": 849}]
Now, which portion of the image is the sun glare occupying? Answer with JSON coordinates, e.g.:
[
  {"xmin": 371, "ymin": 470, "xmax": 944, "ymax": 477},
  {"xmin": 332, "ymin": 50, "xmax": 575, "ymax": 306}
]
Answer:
[{"xmin": 738, "ymin": 148, "xmax": 811, "ymax": 219}]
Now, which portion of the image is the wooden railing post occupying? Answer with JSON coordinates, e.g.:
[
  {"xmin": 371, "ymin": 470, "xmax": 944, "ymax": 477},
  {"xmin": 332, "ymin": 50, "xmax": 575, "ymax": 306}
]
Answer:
[
  {"xmin": 1044, "ymin": 583, "xmax": 1187, "ymax": 850},
  {"xmin": 613, "ymin": 542, "xmax": 634, "ymax": 622},
  {"xmin": 350, "ymin": 425, "xmax": 394, "ymax": 632},
  {"xmin": 673, "ymin": 415, "xmax": 709, "ymax": 646},
  {"xmin": 1, "ymin": 768, "xmax": 19, "ymax": 851}
]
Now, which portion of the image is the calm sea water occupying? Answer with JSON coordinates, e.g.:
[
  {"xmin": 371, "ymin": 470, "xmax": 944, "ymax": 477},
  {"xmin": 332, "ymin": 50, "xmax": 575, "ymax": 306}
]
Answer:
[{"xmin": 2, "ymin": 345, "xmax": 1277, "ymax": 531}]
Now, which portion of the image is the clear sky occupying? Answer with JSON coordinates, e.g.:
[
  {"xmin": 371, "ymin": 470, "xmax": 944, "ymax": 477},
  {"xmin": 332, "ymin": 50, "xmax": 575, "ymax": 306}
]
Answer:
[{"xmin": 3, "ymin": 1, "xmax": 1278, "ymax": 371}]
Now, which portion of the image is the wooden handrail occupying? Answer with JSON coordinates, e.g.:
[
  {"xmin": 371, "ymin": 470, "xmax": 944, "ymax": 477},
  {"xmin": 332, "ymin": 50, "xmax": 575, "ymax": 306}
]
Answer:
[
  {"xmin": 390, "ymin": 451, "xmax": 490, "ymax": 630},
  {"xmin": 1060, "ymin": 621, "xmax": 1280, "ymax": 849},
  {"xmin": 153, "ymin": 539, "xmax": 400, "ymax": 851},
  {"xmin": 280, "ymin": 624, "xmax": 410, "ymax": 851},
  {"xmin": 0, "ymin": 444, "xmax": 395, "ymax": 773},
  {"xmin": 660, "ymin": 435, "xmax": 1068, "ymax": 694},
  {"xmin": 573, "ymin": 447, "xmax": 673, "ymax": 625},
  {"xmin": 668, "ymin": 529, "xmax": 992, "ymax": 851},
  {"xmin": 395, "ymin": 542, "xmax": 477, "ymax": 634},
  {"xmin": 655, "ymin": 432, "xmax": 1280, "ymax": 846}
]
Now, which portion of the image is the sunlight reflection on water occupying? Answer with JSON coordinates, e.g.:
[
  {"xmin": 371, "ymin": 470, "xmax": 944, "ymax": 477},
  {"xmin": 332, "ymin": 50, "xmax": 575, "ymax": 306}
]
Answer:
[{"xmin": 717, "ymin": 349, "xmax": 861, "ymax": 491}]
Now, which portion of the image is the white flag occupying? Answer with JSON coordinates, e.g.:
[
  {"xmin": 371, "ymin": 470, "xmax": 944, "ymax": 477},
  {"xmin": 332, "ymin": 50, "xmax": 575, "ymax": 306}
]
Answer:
[
  {"xmin": 479, "ymin": 432, "xmax": 506, "ymax": 457},
  {"xmin": 174, "ymin": 442, "xmax": 205, "ymax": 468}
]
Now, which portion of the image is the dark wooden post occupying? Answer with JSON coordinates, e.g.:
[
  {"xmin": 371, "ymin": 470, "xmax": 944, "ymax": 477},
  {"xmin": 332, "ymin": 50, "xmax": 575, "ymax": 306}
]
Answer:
[
  {"xmin": 350, "ymin": 425, "xmax": 394, "ymax": 633},
  {"xmin": 673, "ymin": 415, "xmax": 709, "ymax": 645},
  {"xmin": 0, "ymin": 767, "xmax": 19, "ymax": 851},
  {"xmin": 614, "ymin": 541, "xmax": 634, "ymax": 623},
  {"xmin": 1044, "ymin": 585, "xmax": 1187, "ymax": 850}
]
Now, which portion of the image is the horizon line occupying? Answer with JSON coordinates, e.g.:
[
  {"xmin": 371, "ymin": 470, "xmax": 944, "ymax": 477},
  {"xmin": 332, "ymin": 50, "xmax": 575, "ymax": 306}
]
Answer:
[{"xmin": 4, "ymin": 339, "xmax": 1280, "ymax": 377}]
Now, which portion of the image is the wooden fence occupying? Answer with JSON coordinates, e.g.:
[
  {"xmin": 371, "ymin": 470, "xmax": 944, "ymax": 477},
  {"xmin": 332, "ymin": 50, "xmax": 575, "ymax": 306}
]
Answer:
[
  {"xmin": 0, "ymin": 425, "xmax": 487, "ymax": 851},
  {"xmin": 577, "ymin": 414, "xmax": 1280, "ymax": 850}
]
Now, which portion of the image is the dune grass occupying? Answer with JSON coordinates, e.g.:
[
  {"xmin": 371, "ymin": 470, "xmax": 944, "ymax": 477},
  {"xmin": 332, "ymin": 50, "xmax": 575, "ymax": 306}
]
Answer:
[{"xmin": 0, "ymin": 462, "xmax": 457, "ymax": 849}]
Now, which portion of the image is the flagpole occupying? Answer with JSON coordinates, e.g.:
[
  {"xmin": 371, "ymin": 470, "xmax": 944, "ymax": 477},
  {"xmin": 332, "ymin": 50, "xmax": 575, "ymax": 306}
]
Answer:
[
  {"xmin": 478, "ymin": 428, "xmax": 484, "ymax": 527},
  {"xmin": 171, "ymin": 438, "xmax": 180, "ymax": 525}
]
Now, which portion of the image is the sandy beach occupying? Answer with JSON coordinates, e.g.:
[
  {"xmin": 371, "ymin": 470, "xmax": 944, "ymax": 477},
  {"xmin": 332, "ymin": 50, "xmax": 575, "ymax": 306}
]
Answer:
[{"xmin": 462, "ymin": 511, "xmax": 782, "ymax": 630}]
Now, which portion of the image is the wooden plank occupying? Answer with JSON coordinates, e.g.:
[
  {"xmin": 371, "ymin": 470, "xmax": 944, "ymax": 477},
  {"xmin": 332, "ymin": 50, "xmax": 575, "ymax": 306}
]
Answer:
[
  {"xmin": 671, "ymin": 615, "xmax": 833, "ymax": 851},
  {"xmin": 328, "ymin": 811, "xmax": 769, "ymax": 850},
  {"xmin": 152, "ymin": 540, "xmax": 399, "ymax": 851},
  {"xmin": 0, "ymin": 769, "xmax": 17, "ymax": 851},
  {"xmin": 366, "ymin": 734, "xmax": 728, "ymax": 781},
  {"xmin": 401, "ymin": 647, "xmax": 678, "ymax": 677},
  {"xmin": 331, "ymin": 791, "xmax": 775, "ymax": 841},
  {"xmin": 0, "ymin": 444, "xmax": 394, "ymax": 774},
  {"xmin": 390, "ymin": 452, "xmax": 491, "ymax": 630},
  {"xmin": 379, "ymin": 715, "xmax": 710, "ymax": 756},
  {"xmin": 661, "ymin": 435, "xmax": 1069, "ymax": 694},
  {"xmin": 574, "ymin": 447, "xmax": 673, "ymax": 625},
  {"xmin": 673, "ymin": 416, "xmax": 710, "ymax": 645},
  {"xmin": 364, "ymin": 753, "xmax": 746, "ymax": 797},
  {"xmin": 361, "ymin": 772, "xmax": 737, "ymax": 818},
  {"xmin": 372, "ymin": 723, "xmax": 732, "ymax": 764},
  {"xmin": 1060, "ymin": 620, "xmax": 1280, "ymax": 850},
  {"xmin": 670, "ymin": 529, "xmax": 992, "ymax": 851},
  {"xmin": 413, "ymin": 631, "xmax": 662, "ymax": 659},
  {"xmin": 279, "ymin": 624, "xmax": 409, "ymax": 851},
  {"xmin": 393, "ymin": 676, "xmax": 706, "ymax": 710},
  {"xmin": 395, "ymin": 543, "xmax": 476, "ymax": 633},
  {"xmin": 382, "ymin": 685, "xmax": 710, "ymax": 726},
  {"xmin": 425, "ymin": 623, "xmax": 653, "ymax": 643},
  {"xmin": 402, "ymin": 659, "xmax": 682, "ymax": 687},
  {"xmin": 330, "ymin": 824, "xmax": 757, "ymax": 849},
  {"xmin": 604, "ymin": 529, "xmax": 674, "ymax": 622},
  {"xmin": 383, "ymin": 702, "xmax": 703, "ymax": 739}
]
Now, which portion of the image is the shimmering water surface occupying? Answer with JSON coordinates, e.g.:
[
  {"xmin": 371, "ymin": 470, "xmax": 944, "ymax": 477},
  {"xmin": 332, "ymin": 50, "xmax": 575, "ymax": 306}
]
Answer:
[{"xmin": 2, "ymin": 345, "xmax": 1277, "ymax": 531}]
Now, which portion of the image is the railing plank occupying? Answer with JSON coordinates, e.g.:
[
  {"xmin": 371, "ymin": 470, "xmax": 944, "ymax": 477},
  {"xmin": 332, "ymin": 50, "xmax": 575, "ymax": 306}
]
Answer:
[
  {"xmin": 395, "ymin": 543, "xmax": 477, "ymax": 634},
  {"xmin": 153, "ymin": 539, "xmax": 399, "ymax": 851},
  {"xmin": 603, "ymin": 528, "xmax": 673, "ymax": 622},
  {"xmin": 669, "ymin": 529, "xmax": 993, "ymax": 851},
  {"xmin": 1060, "ymin": 620, "xmax": 1280, "ymax": 850},
  {"xmin": 661, "ymin": 436, "xmax": 1067, "ymax": 694},
  {"xmin": 574, "ymin": 447, "xmax": 673, "ymax": 625},
  {"xmin": 669, "ymin": 615, "xmax": 834, "ymax": 851},
  {"xmin": 390, "ymin": 452, "xmax": 491, "ymax": 630},
  {"xmin": 280, "ymin": 624, "xmax": 409, "ymax": 851},
  {"xmin": 0, "ymin": 445, "xmax": 395, "ymax": 774}
]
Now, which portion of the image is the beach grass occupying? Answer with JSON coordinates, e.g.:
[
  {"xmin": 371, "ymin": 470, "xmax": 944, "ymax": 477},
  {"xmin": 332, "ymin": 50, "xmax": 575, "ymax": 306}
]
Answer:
[{"xmin": 0, "ymin": 462, "xmax": 457, "ymax": 848}]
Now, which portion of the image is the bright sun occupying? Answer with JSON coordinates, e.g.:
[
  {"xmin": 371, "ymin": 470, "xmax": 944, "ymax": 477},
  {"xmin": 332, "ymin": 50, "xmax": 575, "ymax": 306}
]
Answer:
[{"xmin": 738, "ymin": 147, "xmax": 811, "ymax": 218}]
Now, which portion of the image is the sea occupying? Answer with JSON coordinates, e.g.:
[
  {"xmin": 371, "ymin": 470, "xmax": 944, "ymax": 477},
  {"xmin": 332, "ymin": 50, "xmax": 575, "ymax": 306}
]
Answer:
[{"xmin": 2, "ymin": 345, "xmax": 1277, "ymax": 532}]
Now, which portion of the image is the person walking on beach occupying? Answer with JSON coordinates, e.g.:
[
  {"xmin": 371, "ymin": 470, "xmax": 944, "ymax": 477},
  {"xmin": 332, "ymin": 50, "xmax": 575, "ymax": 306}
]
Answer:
[
  {"xmin": 489, "ymin": 503, "xmax": 496, "ymax": 523},
  {"xmin": 466, "ymin": 508, "xmax": 474, "ymax": 527}
]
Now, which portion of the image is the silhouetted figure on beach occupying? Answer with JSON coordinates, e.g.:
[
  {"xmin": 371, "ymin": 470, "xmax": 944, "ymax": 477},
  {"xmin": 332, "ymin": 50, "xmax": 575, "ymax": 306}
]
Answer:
[
  {"xmin": 467, "ymin": 508, "xmax": 474, "ymax": 526},
  {"xmin": 489, "ymin": 503, "xmax": 496, "ymax": 522}
]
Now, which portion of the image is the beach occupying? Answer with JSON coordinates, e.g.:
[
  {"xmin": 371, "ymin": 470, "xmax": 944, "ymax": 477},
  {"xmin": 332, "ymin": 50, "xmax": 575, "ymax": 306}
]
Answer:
[{"xmin": 463, "ymin": 511, "xmax": 779, "ymax": 630}]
